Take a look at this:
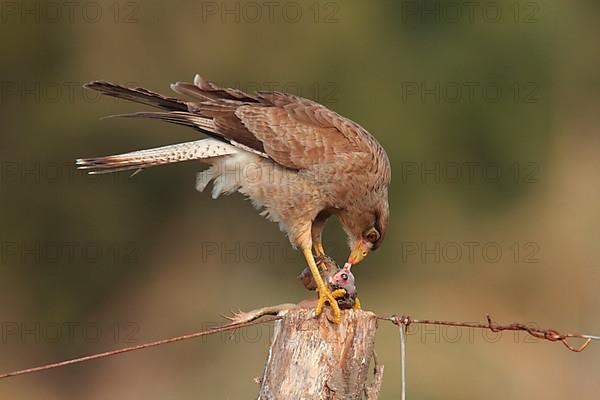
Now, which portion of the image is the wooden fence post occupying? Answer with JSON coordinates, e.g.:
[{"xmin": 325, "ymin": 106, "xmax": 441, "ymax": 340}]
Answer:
[{"xmin": 258, "ymin": 308, "xmax": 382, "ymax": 399}]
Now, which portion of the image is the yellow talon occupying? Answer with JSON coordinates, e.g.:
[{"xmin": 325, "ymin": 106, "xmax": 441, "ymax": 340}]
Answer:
[
  {"xmin": 303, "ymin": 248, "xmax": 343, "ymax": 324},
  {"xmin": 315, "ymin": 288, "xmax": 345, "ymax": 323},
  {"xmin": 353, "ymin": 296, "xmax": 362, "ymax": 310}
]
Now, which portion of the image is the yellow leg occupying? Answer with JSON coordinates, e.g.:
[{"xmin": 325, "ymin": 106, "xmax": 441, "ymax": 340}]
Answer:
[
  {"xmin": 314, "ymin": 242, "xmax": 325, "ymax": 257},
  {"xmin": 302, "ymin": 248, "xmax": 344, "ymax": 323},
  {"xmin": 313, "ymin": 242, "xmax": 332, "ymax": 271},
  {"xmin": 313, "ymin": 242, "xmax": 327, "ymax": 270}
]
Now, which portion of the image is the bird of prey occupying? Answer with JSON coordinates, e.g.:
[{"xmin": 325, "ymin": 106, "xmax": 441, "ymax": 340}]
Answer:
[{"xmin": 76, "ymin": 74, "xmax": 391, "ymax": 323}]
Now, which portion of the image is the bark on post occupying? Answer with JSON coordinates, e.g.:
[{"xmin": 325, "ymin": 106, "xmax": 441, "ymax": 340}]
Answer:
[{"xmin": 258, "ymin": 308, "xmax": 381, "ymax": 399}]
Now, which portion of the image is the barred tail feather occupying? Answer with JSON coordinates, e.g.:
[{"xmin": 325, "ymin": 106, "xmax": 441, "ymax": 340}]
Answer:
[{"xmin": 76, "ymin": 138, "xmax": 237, "ymax": 175}]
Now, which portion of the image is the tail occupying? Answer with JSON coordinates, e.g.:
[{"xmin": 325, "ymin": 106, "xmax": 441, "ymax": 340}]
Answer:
[{"xmin": 76, "ymin": 138, "xmax": 237, "ymax": 174}]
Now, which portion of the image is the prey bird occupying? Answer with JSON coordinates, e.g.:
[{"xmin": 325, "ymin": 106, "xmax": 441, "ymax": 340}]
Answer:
[{"xmin": 76, "ymin": 74, "xmax": 391, "ymax": 323}]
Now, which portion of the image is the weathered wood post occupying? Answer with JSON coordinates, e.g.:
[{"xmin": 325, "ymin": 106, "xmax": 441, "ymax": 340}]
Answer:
[{"xmin": 258, "ymin": 308, "xmax": 382, "ymax": 399}]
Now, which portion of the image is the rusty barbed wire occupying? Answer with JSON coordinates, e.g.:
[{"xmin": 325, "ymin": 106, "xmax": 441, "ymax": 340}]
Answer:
[
  {"xmin": 381, "ymin": 313, "xmax": 597, "ymax": 352},
  {"xmin": 0, "ymin": 316, "xmax": 281, "ymax": 380},
  {"xmin": 0, "ymin": 310, "xmax": 597, "ymax": 381},
  {"xmin": 380, "ymin": 313, "xmax": 600, "ymax": 400}
]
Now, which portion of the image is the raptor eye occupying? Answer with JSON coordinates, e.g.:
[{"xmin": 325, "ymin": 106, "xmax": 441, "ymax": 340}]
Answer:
[
  {"xmin": 341, "ymin": 273, "xmax": 348, "ymax": 281},
  {"xmin": 364, "ymin": 227, "xmax": 380, "ymax": 243}
]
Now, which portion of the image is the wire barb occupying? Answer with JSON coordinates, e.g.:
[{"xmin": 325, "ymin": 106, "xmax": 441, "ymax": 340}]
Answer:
[
  {"xmin": 1, "ymin": 310, "xmax": 598, "ymax": 383},
  {"xmin": 384, "ymin": 313, "xmax": 596, "ymax": 353}
]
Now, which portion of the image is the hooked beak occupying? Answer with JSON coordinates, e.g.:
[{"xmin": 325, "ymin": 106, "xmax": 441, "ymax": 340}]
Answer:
[{"xmin": 346, "ymin": 240, "xmax": 369, "ymax": 267}]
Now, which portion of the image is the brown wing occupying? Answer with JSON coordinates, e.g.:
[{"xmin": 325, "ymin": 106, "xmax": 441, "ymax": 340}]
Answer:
[
  {"xmin": 86, "ymin": 75, "xmax": 378, "ymax": 172},
  {"xmin": 85, "ymin": 79, "xmax": 266, "ymax": 153},
  {"xmin": 171, "ymin": 75, "xmax": 372, "ymax": 170},
  {"xmin": 234, "ymin": 93, "xmax": 369, "ymax": 170}
]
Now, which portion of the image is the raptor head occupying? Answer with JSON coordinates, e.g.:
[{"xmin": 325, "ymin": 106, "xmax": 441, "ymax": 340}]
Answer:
[{"xmin": 341, "ymin": 191, "xmax": 389, "ymax": 267}]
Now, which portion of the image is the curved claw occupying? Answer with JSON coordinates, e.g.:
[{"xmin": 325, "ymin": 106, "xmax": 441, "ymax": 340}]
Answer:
[{"xmin": 315, "ymin": 288, "xmax": 346, "ymax": 323}]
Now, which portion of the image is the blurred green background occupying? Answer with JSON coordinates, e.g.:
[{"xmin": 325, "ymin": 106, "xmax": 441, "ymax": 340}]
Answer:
[{"xmin": 1, "ymin": 0, "xmax": 599, "ymax": 398}]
